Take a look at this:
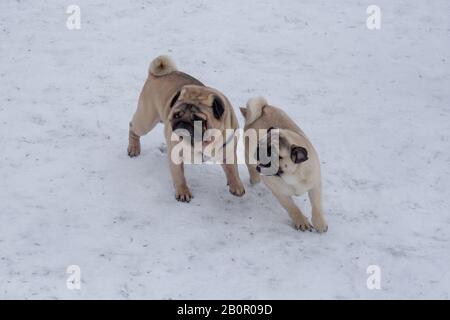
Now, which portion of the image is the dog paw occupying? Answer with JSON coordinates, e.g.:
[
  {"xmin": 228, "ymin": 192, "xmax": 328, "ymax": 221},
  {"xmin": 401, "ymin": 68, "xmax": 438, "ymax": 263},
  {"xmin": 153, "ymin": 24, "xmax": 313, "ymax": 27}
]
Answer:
[
  {"xmin": 294, "ymin": 217, "xmax": 313, "ymax": 232},
  {"xmin": 229, "ymin": 182, "xmax": 245, "ymax": 197},
  {"xmin": 175, "ymin": 186, "xmax": 193, "ymax": 203},
  {"xmin": 127, "ymin": 143, "xmax": 141, "ymax": 157},
  {"xmin": 312, "ymin": 215, "xmax": 328, "ymax": 233}
]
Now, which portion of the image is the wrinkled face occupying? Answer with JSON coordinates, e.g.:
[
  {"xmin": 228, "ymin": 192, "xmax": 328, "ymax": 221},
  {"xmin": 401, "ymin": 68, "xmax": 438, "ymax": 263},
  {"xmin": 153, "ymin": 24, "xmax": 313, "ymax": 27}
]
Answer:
[
  {"xmin": 255, "ymin": 128, "xmax": 308, "ymax": 176},
  {"xmin": 168, "ymin": 86, "xmax": 225, "ymax": 146}
]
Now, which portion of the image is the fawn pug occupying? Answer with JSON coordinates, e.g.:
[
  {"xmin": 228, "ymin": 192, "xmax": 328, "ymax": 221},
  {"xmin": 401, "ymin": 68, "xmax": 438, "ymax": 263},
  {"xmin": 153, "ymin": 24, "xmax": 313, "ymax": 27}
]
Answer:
[
  {"xmin": 240, "ymin": 97, "xmax": 327, "ymax": 232},
  {"xmin": 128, "ymin": 55, "xmax": 245, "ymax": 202}
]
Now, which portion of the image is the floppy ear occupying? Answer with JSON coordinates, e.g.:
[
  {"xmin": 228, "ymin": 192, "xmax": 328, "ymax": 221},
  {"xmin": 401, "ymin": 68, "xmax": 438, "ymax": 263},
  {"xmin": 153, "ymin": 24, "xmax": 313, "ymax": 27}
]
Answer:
[
  {"xmin": 240, "ymin": 107, "xmax": 247, "ymax": 118},
  {"xmin": 212, "ymin": 96, "xmax": 225, "ymax": 119},
  {"xmin": 290, "ymin": 145, "xmax": 308, "ymax": 163},
  {"xmin": 169, "ymin": 91, "xmax": 181, "ymax": 108}
]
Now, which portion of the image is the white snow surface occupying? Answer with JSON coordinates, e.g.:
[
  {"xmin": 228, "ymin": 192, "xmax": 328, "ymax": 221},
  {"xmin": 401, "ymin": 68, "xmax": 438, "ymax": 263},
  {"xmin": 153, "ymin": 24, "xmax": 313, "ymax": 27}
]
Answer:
[{"xmin": 1, "ymin": 0, "xmax": 450, "ymax": 299}]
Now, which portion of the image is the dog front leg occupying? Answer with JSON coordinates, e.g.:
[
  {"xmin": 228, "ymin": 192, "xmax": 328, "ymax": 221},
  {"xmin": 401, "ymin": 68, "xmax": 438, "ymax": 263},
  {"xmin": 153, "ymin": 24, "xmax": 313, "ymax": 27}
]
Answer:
[
  {"xmin": 167, "ymin": 141, "xmax": 192, "ymax": 202},
  {"xmin": 127, "ymin": 127, "xmax": 141, "ymax": 157},
  {"xmin": 168, "ymin": 159, "xmax": 192, "ymax": 202},
  {"xmin": 272, "ymin": 192, "xmax": 312, "ymax": 231},
  {"xmin": 221, "ymin": 164, "xmax": 245, "ymax": 197}
]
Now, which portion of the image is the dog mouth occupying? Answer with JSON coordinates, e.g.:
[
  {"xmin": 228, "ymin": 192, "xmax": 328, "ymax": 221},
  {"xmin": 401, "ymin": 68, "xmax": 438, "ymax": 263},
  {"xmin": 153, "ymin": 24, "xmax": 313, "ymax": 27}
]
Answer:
[
  {"xmin": 172, "ymin": 118, "xmax": 207, "ymax": 146},
  {"xmin": 256, "ymin": 162, "xmax": 284, "ymax": 176},
  {"xmin": 255, "ymin": 143, "xmax": 283, "ymax": 176}
]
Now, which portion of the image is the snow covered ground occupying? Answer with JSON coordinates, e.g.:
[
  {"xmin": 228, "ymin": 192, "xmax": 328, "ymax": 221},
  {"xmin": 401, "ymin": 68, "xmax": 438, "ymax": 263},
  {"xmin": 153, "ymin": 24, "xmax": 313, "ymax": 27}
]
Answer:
[{"xmin": 1, "ymin": 0, "xmax": 449, "ymax": 299}]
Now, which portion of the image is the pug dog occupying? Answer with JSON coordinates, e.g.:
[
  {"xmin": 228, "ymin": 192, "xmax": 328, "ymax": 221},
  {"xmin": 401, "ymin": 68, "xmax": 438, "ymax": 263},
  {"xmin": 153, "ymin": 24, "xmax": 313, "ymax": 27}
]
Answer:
[
  {"xmin": 240, "ymin": 97, "xmax": 328, "ymax": 232},
  {"xmin": 128, "ymin": 55, "xmax": 245, "ymax": 202}
]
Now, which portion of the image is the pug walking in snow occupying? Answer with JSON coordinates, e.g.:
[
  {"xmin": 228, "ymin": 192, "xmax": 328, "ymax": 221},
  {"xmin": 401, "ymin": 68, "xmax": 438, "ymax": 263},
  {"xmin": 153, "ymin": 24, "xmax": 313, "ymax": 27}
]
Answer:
[
  {"xmin": 128, "ymin": 55, "xmax": 245, "ymax": 202},
  {"xmin": 240, "ymin": 97, "xmax": 328, "ymax": 232}
]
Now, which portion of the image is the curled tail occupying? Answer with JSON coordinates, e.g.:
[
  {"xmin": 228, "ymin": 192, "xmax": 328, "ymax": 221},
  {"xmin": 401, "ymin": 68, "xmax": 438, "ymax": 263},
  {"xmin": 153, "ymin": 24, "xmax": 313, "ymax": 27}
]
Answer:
[
  {"xmin": 240, "ymin": 96, "xmax": 268, "ymax": 125},
  {"xmin": 149, "ymin": 55, "xmax": 177, "ymax": 76}
]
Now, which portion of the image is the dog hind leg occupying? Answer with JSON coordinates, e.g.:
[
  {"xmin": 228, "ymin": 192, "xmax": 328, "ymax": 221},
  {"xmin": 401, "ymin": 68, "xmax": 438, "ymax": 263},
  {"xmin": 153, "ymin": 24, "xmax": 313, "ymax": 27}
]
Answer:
[
  {"xmin": 308, "ymin": 186, "xmax": 328, "ymax": 233},
  {"xmin": 244, "ymin": 135, "xmax": 260, "ymax": 185},
  {"xmin": 127, "ymin": 98, "xmax": 160, "ymax": 157}
]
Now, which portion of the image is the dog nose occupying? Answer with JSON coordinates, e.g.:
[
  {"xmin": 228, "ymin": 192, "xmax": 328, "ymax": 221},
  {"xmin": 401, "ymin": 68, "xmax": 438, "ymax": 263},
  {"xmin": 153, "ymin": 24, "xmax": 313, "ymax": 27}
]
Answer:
[
  {"xmin": 256, "ymin": 165, "xmax": 261, "ymax": 173},
  {"xmin": 173, "ymin": 111, "xmax": 184, "ymax": 119}
]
